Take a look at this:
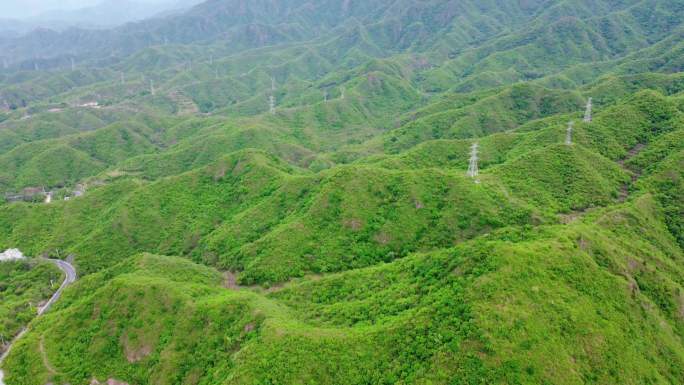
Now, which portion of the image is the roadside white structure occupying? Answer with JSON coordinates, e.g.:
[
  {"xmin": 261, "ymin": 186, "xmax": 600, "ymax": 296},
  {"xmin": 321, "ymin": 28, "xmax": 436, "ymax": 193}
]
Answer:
[{"xmin": 0, "ymin": 249, "xmax": 25, "ymax": 262}]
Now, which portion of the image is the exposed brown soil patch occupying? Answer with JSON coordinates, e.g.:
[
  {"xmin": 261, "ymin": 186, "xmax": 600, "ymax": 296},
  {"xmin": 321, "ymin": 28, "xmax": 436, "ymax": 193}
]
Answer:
[
  {"xmin": 121, "ymin": 333, "xmax": 152, "ymax": 363},
  {"xmin": 374, "ymin": 232, "xmax": 392, "ymax": 245},
  {"xmin": 223, "ymin": 271, "xmax": 243, "ymax": 290},
  {"xmin": 213, "ymin": 165, "xmax": 228, "ymax": 181},
  {"xmin": 577, "ymin": 235, "xmax": 590, "ymax": 251},
  {"xmin": 343, "ymin": 218, "xmax": 363, "ymax": 231},
  {"xmin": 90, "ymin": 379, "xmax": 130, "ymax": 385},
  {"xmin": 560, "ymin": 210, "xmax": 586, "ymax": 224}
]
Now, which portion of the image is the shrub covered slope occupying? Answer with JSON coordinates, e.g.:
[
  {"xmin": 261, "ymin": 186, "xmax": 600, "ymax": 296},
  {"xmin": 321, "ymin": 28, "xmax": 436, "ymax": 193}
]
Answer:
[{"xmin": 0, "ymin": 0, "xmax": 683, "ymax": 384}]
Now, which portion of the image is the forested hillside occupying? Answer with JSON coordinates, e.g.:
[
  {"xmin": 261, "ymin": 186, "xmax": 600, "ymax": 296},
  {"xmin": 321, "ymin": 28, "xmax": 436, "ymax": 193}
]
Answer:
[{"xmin": 0, "ymin": 0, "xmax": 683, "ymax": 384}]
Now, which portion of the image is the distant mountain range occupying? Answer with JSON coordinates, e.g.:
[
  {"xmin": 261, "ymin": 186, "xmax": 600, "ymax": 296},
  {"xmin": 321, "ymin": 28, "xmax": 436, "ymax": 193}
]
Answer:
[{"xmin": 0, "ymin": 0, "xmax": 203, "ymax": 35}]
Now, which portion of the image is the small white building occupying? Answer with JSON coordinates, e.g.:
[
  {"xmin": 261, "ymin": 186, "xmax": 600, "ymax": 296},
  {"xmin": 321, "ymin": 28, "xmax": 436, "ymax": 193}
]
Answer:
[{"xmin": 0, "ymin": 248, "xmax": 25, "ymax": 262}]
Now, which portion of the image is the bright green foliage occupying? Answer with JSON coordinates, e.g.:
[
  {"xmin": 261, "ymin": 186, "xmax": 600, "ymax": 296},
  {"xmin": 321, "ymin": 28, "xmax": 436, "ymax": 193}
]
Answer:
[
  {"xmin": 5, "ymin": 192, "xmax": 684, "ymax": 384},
  {"xmin": 384, "ymin": 84, "xmax": 584, "ymax": 152},
  {"xmin": 0, "ymin": 0, "xmax": 683, "ymax": 383},
  {"xmin": 491, "ymin": 144, "xmax": 629, "ymax": 212},
  {"xmin": 0, "ymin": 259, "xmax": 60, "ymax": 348}
]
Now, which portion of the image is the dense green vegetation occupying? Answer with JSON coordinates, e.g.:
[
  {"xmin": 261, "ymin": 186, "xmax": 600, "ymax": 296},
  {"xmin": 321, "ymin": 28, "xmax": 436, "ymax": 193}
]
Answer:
[
  {"xmin": 0, "ymin": 259, "xmax": 60, "ymax": 352},
  {"xmin": 5, "ymin": 192, "xmax": 684, "ymax": 384},
  {"xmin": 0, "ymin": 0, "xmax": 682, "ymax": 383}
]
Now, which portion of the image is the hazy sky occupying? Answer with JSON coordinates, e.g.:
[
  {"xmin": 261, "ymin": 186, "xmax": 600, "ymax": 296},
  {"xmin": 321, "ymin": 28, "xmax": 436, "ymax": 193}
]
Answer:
[{"xmin": 0, "ymin": 0, "xmax": 171, "ymax": 19}]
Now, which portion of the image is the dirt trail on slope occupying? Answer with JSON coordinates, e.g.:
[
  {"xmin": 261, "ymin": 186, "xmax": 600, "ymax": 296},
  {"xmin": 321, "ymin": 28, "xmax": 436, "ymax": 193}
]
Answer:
[
  {"xmin": 223, "ymin": 271, "xmax": 313, "ymax": 294},
  {"xmin": 39, "ymin": 337, "xmax": 58, "ymax": 375},
  {"xmin": 618, "ymin": 143, "xmax": 646, "ymax": 202},
  {"xmin": 223, "ymin": 271, "xmax": 284, "ymax": 293},
  {"xmin": 223, "ymin": 271, "xmax": 244, "ymax": 290},
  {"xmin": 560, "ymin": 143, "xmax": 646, "ymax": 224}
]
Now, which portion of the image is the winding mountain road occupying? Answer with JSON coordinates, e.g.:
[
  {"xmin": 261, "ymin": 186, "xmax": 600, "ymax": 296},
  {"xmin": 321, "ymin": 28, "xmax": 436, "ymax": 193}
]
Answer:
[
  {"xmin": 37, "ymin": 259, "xmax": 77, "ymax": 316},
  {"xmin": 0, "ymin": 258, "xmax": 77, "ymax": 384}
]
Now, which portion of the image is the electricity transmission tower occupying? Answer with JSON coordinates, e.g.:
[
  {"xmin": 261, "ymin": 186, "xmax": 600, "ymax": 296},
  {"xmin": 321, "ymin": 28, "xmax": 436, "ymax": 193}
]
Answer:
[
  {"xmin": 467, "ymin": 142, "xmax": 480, "ymax": 182},
  {"xmin": 269, "ymin": 76, "xmax": 276, "ymax": 114},
  {"xmin": 583, "ymin": 97, "xmax": 593, "ymax": 123},
  {"xmin": 150, "ymin": 80, "xmax": 155, "ymax": 96},
  {"xmin": 566, "ymin": 121, "xmax": 574, "ymax": 145},
  {"xmin": 71, "ymin": 58, "xmax": 75, "ymax": 71},
  {"xmin": 269, "ymin": 95, "xmax": 276, "ymax": 114},
  {"xmin": 340, "ymin": 86, "xmax": 345, "ymax": 100}
]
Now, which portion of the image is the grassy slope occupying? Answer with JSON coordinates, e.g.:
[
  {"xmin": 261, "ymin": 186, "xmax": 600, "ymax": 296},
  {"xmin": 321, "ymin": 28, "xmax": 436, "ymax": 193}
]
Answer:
[
  {"xmin": 4, "ymin": 190, "xmax": 684, "ymax": 384},
  {"xmin": 0, "ymin": 90, "xmax": 680, "ymax": 282},
  {"xmin": 0, "ymin": 2, "xmax": 682, "ymax": 384},
  {"xmin": 0, "ymin": 85, "xmax": 682, "ymax": 385},
  {"xmin": 3, "ymin": 83, "xmax": 680, "ymax": 384}
]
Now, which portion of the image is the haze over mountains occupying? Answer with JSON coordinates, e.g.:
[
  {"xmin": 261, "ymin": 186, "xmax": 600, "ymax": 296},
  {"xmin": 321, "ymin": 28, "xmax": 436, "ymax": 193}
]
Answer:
[
  {"xmin": 0, "ymin": 0, "xmax": 203, "ymax": 34},
  {"xmin": 0, "ymin": 0, "xmax": 683, "ymax": 384}
]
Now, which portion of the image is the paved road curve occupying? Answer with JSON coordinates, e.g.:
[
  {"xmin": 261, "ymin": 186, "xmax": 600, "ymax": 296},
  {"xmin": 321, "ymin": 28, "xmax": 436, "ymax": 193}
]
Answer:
[
  {"xmin": 37, "ymin": 259, "xmax": 77, "ymax": 316},
  {"xmin": 0, "ymin": 258, "xmax": 77, "ymax": 384}
]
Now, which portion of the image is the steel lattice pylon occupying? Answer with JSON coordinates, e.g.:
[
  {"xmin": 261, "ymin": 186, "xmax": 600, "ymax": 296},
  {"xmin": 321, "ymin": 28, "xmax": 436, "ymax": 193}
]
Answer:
[
  {"xmin": 566, "ymin": 121, "xmax": 574, "ymax": 145},
  {"xmin": 583, "ymin": 97, "xmax": 593, "ymax": 123},
  {"xmin": 269, "ymin": 77, "xmax": 277, "ymax": 114},
  {"xmin": 467, "ymin": 142, "xmax": 480, "ymax": 180}
]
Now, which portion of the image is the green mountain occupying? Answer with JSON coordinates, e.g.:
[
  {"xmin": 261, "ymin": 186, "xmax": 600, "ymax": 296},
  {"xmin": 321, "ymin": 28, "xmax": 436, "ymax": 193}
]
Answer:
[{"xmin": 0, "ymin": 0, "xmax": 683, "ymax": 384}]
